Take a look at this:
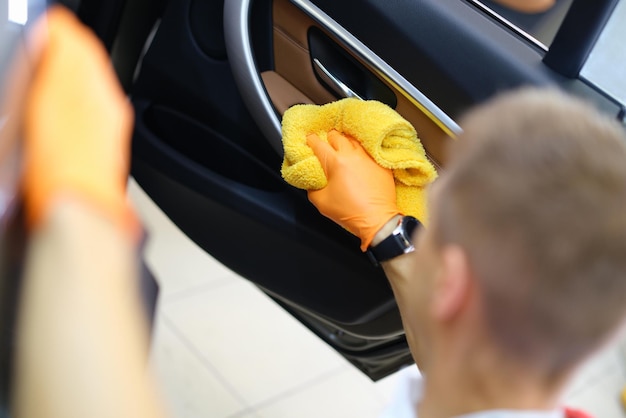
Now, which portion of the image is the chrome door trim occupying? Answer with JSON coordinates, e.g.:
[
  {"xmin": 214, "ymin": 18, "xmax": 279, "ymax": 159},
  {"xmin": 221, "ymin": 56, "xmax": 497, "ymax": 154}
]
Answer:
[
  {"xmin": 313, "ymin": 58, "xmax": 364, "ymax": 100},
  {"xmin": 290, "ymin": 0, "xmax": 462, "ymax": 137},
  {"xmin": 466, "ymin": 0, "xmax": 547, "ymax": 52},
  {"xmin": 224, "ymin": 0, "xmax": 284, "ymax": 153}
]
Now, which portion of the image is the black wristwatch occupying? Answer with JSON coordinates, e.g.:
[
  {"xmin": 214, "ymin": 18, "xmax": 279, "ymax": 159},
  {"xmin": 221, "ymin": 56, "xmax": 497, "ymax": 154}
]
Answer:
[{"xmin": 366, "ymin": 216, "xmax": 421, "ymax": 266}]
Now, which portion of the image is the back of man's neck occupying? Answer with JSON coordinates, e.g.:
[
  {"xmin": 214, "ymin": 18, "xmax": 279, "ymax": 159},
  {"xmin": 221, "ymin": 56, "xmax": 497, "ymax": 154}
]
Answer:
[{"xmin": 417, "ymin": 353, "xmax": 565, "ymax": 418}]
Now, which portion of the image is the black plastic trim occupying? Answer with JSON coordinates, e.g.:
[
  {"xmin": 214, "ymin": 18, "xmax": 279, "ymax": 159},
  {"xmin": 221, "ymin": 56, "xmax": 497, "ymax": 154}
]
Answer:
[
  {"xmin": 269, "ymin": 293, "xmax": 411, "ymax": 381},
  {"xmin": 76, "ymin": 0, "xmax": 128, "ymax": 50},
  {"xmin": 250, "ymin": 0, "xmax": 274, "ymax": 72},
  {"xmin": 543, "ymin": 0, "xmax": 620, "ymax": 78},
  {"xmin": 0, "ymin": 209, "xmax": 25, "ymax": 412}
]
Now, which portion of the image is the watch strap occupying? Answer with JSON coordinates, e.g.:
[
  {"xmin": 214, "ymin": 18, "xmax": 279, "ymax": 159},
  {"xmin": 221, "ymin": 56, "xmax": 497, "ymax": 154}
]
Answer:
[
  {"xmin": 365, "ymin": 216, "xmax": 420, "ymax": 266},
  {"xmin": 366, "ymin": 234, "xmax": 408, "ymax": 266}
]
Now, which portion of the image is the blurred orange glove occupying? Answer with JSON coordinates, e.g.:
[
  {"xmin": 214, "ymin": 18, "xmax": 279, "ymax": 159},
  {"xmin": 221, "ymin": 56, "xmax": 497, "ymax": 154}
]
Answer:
[
  {"xmin": 492, "ymin": 0, "xmax": 555, "ymax": 13},
  {"xmin": 307, "ymin": 130, "xmax": 400, "ymax": 251},
  {"xmin": 22, "ymin": 6, "xmax": 138, "ymax": 238}
]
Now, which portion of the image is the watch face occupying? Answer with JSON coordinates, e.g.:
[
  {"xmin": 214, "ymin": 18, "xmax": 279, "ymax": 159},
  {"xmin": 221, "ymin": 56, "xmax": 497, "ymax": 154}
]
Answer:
[{"xmin": 402, "ymin": 216, "xmax": 420, "ymax": 242}]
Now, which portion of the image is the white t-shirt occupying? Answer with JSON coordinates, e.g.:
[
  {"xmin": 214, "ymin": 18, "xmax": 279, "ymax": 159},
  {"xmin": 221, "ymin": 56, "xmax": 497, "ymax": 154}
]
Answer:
[{"xmin": 378, "ymin": 366, "xmax": 565, "ymax": 418}]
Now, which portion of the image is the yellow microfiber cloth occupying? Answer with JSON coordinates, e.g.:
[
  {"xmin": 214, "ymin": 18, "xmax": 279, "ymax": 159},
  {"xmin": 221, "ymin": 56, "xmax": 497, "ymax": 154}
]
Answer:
[{"xmin": 281, "ymin": 98, "xmax": 438, "ymax": 225}]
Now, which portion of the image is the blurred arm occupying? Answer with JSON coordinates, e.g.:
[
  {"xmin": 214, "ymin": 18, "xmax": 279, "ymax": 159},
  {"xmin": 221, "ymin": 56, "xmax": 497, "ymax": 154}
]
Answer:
[
  {"xmin": 14, "ymin": 199, "xmax": 167, "ymax": 418},
  {"xmin": 12, "ymin": 6, "xmax": 167, "ymax": 418}
]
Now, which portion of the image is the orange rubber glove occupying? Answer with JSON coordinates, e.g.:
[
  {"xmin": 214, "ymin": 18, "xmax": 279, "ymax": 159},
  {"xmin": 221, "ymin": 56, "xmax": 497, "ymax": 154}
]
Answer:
[
  {"xmin": 307, "ymin": 130, "xmax": 400, "ymax": 251},
  {"xmin": 22, "ymin": 6, "xmax": 139, "ymax": 238}
]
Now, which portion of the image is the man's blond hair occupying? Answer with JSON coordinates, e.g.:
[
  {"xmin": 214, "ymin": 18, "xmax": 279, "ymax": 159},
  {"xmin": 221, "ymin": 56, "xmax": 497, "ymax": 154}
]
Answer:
[{"xmin": 435, "ymin": 88, "xmax": 626, "ymax": 374}]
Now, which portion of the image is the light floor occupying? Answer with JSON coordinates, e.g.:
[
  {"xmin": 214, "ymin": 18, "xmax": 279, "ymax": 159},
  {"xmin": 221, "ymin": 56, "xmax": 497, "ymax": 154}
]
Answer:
[{"xmin": 129, "ymin": 179, "xmax": 626, "ymax": 418}]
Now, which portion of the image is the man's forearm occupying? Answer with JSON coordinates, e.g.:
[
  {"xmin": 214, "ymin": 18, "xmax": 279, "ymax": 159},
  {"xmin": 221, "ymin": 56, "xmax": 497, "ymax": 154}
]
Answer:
[
  {"xmin": 372, "ymin": 216, "xmax": 425, "ymax": 368},
  {"xmin": 383, "ymin": 256, "xmax": 425, "ymax": 368},
  {"xmin": 13, "ymin": 199, "xmax": 166, "ymax": 418},
  {"xmin": 371, "ymin": 215, "xmax": 419, "ymax": 288}
]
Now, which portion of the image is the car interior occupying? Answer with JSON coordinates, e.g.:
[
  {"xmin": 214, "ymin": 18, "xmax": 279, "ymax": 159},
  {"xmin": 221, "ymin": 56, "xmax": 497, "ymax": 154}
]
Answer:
[
  {"xmin": 78, "ymin": 0, "xmax": 626, "ymax": 380},
  {"xmin": 1, "ymin": 0, "xmax": 624, "ymax": 396}
]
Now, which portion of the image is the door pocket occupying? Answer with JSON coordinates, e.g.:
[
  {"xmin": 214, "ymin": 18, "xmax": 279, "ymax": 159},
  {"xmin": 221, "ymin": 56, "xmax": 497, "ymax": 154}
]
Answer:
[{"xmin": 141, "ymin": 103, "xmax": 283, "ymax": 192}]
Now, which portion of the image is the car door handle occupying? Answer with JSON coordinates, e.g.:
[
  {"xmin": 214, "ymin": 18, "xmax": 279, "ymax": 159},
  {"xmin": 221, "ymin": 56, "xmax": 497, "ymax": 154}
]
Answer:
[{"xmin": 313, "ymin": 58, "xmax": 364, "ymax": 100}]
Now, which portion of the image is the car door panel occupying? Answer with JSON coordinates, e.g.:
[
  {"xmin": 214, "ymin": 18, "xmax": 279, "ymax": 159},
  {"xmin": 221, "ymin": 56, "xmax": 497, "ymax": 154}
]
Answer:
[
  {"xmin": 291, "ymin": 0, "xmax": 620, "ymax": 116},
  {"xmin": 129, "ymin": 0, "xmax": 405, "ymax": 332}
]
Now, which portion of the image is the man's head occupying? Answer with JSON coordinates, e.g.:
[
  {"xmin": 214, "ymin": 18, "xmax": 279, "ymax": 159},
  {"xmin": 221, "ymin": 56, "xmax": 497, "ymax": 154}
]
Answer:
[{"xmin": 415, "ymin": 88, "xmax": 626, "ymax": 379}]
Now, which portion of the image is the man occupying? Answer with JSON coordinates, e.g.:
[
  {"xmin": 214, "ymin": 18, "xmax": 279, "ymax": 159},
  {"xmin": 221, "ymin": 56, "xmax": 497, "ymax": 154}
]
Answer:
[
  {"xmin": 9, "ymin": 5, "xmax": 626, "ymax": 418},
  {"xmin": 306, "ymin": 90, "xmax": 626, "ymax": 417}
]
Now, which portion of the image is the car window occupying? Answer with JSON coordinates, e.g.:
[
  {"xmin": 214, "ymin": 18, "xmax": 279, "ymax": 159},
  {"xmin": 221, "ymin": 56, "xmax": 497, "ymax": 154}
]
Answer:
[
  {"xmin": 470, "ymin": 0, "xmax": 574, "ymax": 47},
  {"xmin": 579, "ymin": 0, "xmax": 626, "ymax": 110}
]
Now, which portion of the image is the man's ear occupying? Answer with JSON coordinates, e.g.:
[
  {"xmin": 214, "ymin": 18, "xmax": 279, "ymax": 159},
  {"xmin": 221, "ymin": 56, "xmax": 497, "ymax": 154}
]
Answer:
[{"xmin": 431, "ymin": 245, "xmax": 472, "ymax": 322}]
